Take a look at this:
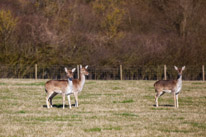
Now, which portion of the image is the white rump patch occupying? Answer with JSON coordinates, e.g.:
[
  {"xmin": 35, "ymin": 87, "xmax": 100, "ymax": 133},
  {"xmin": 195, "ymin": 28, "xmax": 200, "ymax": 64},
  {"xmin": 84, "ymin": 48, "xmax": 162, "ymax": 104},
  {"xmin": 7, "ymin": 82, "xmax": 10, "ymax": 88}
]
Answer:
[
  {"xmin": 54, "ymin": 90, "xmax": 62, "ymax": 94},
  {"xmin": 163, "ymin": 90, "xmax": 172, "ymax": 93}
]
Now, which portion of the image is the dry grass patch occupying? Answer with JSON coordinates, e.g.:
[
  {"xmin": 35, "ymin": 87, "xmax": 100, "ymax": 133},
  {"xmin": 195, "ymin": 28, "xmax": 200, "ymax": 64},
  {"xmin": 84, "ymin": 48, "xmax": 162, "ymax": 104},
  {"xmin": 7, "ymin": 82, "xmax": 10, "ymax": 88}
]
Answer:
[{"xmin": 0, "ymin": 79, "xmax": 206, "ymax": 136}]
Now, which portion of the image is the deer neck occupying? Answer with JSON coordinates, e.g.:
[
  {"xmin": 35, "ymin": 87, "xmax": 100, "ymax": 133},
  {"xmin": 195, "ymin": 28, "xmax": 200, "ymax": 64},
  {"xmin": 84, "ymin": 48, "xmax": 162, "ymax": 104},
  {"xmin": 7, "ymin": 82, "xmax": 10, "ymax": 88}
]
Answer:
[
  {"xmin": 176, "ymin": 74, "xmax": 182, "ymax": 94},
  {"xmin": 66, "ymin": 78, "xmax": 73, "ymax": 95},
  {"xmin": 79, "ymin": 73, "xmax": 85, "ymax": 91},
  {"xmin": 177, "ymin": 74, "xmax": 182, "ymax": 83},
  {"xmin": 68, "ymin": 78, "xmax": 73, "ymax": 87}
]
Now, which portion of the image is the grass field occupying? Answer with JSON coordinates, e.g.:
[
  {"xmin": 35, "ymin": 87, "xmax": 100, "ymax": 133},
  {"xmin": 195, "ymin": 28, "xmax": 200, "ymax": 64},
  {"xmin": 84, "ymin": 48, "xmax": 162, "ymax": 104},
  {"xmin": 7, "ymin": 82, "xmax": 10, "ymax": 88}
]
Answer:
[{"xmin": 0, "ymin": 79, "xmax": 206, "ymax": 137}]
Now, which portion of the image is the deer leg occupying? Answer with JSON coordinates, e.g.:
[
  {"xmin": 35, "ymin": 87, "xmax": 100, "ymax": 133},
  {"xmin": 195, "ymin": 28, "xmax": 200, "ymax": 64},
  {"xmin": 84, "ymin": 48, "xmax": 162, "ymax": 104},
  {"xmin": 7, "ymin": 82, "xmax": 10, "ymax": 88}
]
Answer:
[
  {"xmin": 155, "ymin": 95, "xmax": 158, "ymax": 107},
  {"xmin": 173, "ymin": 92, "xmax": 177, "ymax": 108},
  {"xmin": 155, "ymin": 92, "xmax": 160, "ymax": 107},
  {"xmin": 74, "ymin": 92, "xmax": 78, "ymax": 107},
  {"xmin": 49, "ymin": 98, "xmax": 52, "ymax": 108},
  {"xmin": 67, "ymin": 95, "xmax": 72, "ymax": 109},
  {"xmin": 62, "ymin": 93, "xmax": 65, "ymax": 109},
  {"xmin": 46, "ymin": 96, "xmax": 50, "ymax": 108},
  {"xmin": 49, "ymin": 92, "xmax": 57, "ymax": 108},
  {"xmin": 155, "ymin": 90, "xmax": 163, "ymax": 107},
  {"xmin": 160, "ymin": 92, "xmax": 165, "ymax": 96},
  {"xmin": 176, "ymin": 94, "xmax": 179, "ymax": 108},
  {"xmin": 46, "ymin": 92, "xmax": 53, "ymax": 108}
]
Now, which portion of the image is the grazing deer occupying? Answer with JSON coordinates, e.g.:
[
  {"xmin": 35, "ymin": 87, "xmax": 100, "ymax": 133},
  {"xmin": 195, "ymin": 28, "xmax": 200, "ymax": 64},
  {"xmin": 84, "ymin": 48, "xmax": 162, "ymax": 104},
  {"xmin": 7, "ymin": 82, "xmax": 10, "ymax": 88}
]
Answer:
[
  {"xmin": 154, "ymin": 66, "xmax": 185, "ymax": 108},
  {"xmin": 45, "ymin": 67, "xmax": 76, "ymax": 109},
  {"xmin": 71, "ymin": 65, "xmax": 89, "ymax": 107}
]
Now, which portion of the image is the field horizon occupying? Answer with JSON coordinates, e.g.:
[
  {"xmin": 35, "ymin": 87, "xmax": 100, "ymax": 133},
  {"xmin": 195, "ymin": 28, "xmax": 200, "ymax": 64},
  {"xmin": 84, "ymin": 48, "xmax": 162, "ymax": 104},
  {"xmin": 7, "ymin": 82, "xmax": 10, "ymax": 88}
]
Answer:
[{"xmin": 0, "ymin": 79, "xmax": 206, "ymax": 136}]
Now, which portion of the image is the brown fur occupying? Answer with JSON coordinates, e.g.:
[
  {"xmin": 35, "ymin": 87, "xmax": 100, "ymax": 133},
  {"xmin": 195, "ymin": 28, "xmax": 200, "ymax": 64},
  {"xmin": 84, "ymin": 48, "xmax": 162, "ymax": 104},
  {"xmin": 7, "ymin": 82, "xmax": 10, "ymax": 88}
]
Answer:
[
  {"xmin": 71, "ymin": 66, "xmax": 89, "ymax": 107},
  {"xmin": 154, "ymin": 66, "xmax": 185, "ymax": 108},
  {"xmin": 154, "ymin": 80, "xmax": 177, "ymax": 92},
  {"xmin": 72, "ymin": 79, "xmax": 80, "ymax": 89},
  {"xmin": 45, "ymin": 80, "xmax": 68, "ymax": 93},
  {"xmin": 45, "ymin": 66, "xmax": 89, "ymax": 109},
  {"xmin": 45, "ymin": 68, "xmax": 75, "ymax": 109}
]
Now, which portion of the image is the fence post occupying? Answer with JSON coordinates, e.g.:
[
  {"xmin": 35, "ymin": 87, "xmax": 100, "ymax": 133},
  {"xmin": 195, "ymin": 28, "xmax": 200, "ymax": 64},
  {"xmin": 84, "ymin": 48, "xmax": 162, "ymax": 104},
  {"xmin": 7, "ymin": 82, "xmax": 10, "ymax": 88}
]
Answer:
[
  {"xmin": 202, "ymin": 65, "xmax": 205, "ymax": 81},
  {"xmin": 120, "ymin": 65, "xmax": 123, "ymax": 80},
  {"xmin": 35, "ymin": 64, "xmax": 38, "ymax": 79},
  {"xmin": 42, "ymin": 67, "xmax": 44, "ymax": 79},
  {"xmin": 77, "ymin": 65, "xmax": 80, "ymax": 79},
  {"xmin": 164, "ymin": 65, "xmax": 167, "ymax": 80},
  {"xmin": 95, "ymin": 67, "xmax": 96, "ymax": 80}
]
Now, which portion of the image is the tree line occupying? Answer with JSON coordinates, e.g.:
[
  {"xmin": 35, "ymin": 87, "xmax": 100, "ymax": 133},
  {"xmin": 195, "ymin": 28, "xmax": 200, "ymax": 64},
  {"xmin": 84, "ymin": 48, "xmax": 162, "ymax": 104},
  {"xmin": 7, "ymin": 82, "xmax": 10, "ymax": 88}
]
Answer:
[{"xmin": 0, "ymin": 0, "xmax": 206, "ymax": 71}]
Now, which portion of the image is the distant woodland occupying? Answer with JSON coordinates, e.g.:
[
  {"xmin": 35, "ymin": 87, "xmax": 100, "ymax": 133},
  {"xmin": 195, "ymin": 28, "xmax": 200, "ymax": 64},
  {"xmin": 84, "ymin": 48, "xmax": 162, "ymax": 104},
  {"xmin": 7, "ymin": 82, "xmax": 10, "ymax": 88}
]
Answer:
[{"xmin": 0, "ymin": 0, "xmax": 206, "ymax": 68}]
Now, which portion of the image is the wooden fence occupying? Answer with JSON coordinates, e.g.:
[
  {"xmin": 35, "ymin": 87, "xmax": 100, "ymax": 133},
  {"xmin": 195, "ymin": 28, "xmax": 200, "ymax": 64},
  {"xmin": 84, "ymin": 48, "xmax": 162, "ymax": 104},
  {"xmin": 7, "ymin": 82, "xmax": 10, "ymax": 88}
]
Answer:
[{"xmin": 0, "ymin": 64, "xmax": 205, "ymax": 81}]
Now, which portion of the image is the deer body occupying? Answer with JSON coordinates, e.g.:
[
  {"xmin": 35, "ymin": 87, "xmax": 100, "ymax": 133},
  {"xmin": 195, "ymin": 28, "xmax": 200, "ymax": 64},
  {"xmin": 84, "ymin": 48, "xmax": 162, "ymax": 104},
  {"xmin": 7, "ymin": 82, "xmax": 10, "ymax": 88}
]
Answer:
[
  {"xmin": 45, "ymin": 68, "xmax": 76, "ymax": 109},
  {"xmin": 71, "ymin": 65, "xmax": 89, "ymax": 107},
  {"xmin": 72, "ymin": 76, "xmax": 85, "ymax": 93},
  {"xmin": 154, "ymin": 66, "xmax": 185, "ymax": 108},
  {"xmin": 45, "ymin": 79, "xmax": 73, "ymax": 95}
]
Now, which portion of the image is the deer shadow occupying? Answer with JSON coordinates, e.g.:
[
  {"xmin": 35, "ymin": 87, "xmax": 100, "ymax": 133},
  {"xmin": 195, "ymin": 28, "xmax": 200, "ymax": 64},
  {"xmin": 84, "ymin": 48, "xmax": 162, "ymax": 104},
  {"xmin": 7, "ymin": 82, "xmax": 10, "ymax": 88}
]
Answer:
[
  {"xmin": 42, "ymin": 104, "xmax": 76, "ymax": 108},
  {"xmin": 153, "ymin": 104, "xmax": 174, "ymax": 107}
]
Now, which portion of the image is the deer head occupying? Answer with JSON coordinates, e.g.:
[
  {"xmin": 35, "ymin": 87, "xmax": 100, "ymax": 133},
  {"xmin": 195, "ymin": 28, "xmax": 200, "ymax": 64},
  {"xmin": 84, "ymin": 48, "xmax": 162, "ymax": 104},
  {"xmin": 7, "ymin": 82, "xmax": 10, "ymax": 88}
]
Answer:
[
  {"xmin": 64, "ymin": 67, "xmax": 76, "ymax": 79},
  {"xmin": 80, "ymin": 65, "xmax": 89, "ymax": 76},
  {"xmin": 174, "ymin": 66, "xmax": 185, "ymax": 77}
]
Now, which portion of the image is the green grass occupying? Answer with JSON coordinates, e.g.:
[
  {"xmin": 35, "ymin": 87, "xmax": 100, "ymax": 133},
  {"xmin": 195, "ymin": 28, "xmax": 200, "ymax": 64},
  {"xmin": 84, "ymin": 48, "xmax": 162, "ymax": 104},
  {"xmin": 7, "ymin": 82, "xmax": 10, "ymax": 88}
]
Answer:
[
  {"xmin": 143, "ymin": 95, "xmax": 154, "ymax": 100},
  {"xmin": 33, "ymin": 115, "xmax": 81, "ymax": 122},
  {"xmin": 113, "ymin": 99, "xmax": 134, "ymax": 103},
  {"xmin": 15, "ymin": 82, "xmax": 45, "ymax": 86},
  {"xmin": 103, "ymin": 126, "xmax": 121, "ymax": 130},
  {"xmin": 115, "ymin": 112, "xmax": 138, "ymax": 117},
  {"xmin": 191, "ymin": 82, "xmax": 205, "ymax": 85},
  {"xmin": 104, "ymin": 93, "xmax": 122, "ymax": 96},
  {"xmin": 0, "ymin": 82, "xmax": 6, "ymax": 85},
  {"xmin": 17, "ymin": 110, "xmax": 26, "ymax": 114},
  {"xmin": 79, "ymin": 93, "xmax": 102, "ymax": 99},
  {"xmin": 160, "ymin": 129, "xmax": 192, "ymax": 133},
  {"xmin": 151, "ymin": 107, "xmax": 170, "ymax": 110},
  {"xmin": 86, "ymin": 81, "xmax": 97, "ymax": 84},
  {"xmin": 112, "ymin": 87, "xmax": 122, "ymax": 90},
  {"xmin": 84, "ymin": 128, "xmax": 101, "ymax": 132},
  {"xmin": 0, "ymin": 79, "xmax": 206, "ymax": 136},
  {"xmin": 183, "ymin": 122, "xmax": 206, "ymax": 129}
]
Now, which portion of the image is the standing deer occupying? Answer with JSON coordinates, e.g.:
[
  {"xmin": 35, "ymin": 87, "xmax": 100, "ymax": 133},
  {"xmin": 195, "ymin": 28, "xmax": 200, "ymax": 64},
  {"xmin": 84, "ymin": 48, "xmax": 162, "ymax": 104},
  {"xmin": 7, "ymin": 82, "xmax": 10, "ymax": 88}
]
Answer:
[
  {"xmin": 154, "ymin": 66, "xmax": 185, "ymax": 108},
  {"xmin": 45, "ymin": 67, "xmax": 76, "ymax": 109},
  {"xmin": 71, "ymin": 65, "xmax": 89, "ymax": 108}
]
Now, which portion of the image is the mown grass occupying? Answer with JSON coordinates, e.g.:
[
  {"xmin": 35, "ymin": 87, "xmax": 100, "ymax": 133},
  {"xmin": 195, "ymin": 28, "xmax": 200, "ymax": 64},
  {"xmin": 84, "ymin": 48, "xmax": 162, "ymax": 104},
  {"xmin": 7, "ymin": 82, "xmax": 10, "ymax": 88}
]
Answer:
[
  {"xmin": 0, "ymin": 79, "xmax": 206, "ymax": 136},
  {"xmin": 115, "ymin": 112, "xmax": 138, "ymax": 117},
  {"xmin": 84, "ymin": 126, "xmax": 122, "ymax": 132},
  {"xmin": 17, "ymin": 110, "xmax": 26, "ymax": 114},
  {"xmin": 103, "ymin": 126, "xmax": 121, "ymax": 130},
  {"xmin": 15, "ymin": 82, "xmax": 45, "ymax": 86},
  {"xmin": 113, "ymin": 99, "xmax": 134, "ymax": 103},
  {"xmin": 0, "ymin": 82, "xmax": 6, "ymax": 85},
  {"xmin": 84, "ymin": 127, "xmax": 102, "ymax": 132}
]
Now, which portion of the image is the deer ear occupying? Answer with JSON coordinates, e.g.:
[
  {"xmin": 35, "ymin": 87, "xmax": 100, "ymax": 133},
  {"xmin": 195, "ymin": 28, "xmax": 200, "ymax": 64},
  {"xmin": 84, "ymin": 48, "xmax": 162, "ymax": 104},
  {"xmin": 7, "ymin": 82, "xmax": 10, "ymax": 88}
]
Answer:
[
  {"xmin": 174, "ymin": 66, "xmax": 178, "ymax": 70},
  {"xmin": 80, "ymin": 65, "xmax": 82, "ymax": 69},
  {"xmin": 85, "ymin": 65, "xmax": 88, "ymax": 69},
  {"xmin": 182, "ymin": 66, "xmax": 185, "ymax": 71},
  {"xmin": 64, "ymin": 67, "xmax": 68, "ymax": 73},
  {"xmin": 72, "ymin": 68, "xmax": 76, "ymax": 72}
]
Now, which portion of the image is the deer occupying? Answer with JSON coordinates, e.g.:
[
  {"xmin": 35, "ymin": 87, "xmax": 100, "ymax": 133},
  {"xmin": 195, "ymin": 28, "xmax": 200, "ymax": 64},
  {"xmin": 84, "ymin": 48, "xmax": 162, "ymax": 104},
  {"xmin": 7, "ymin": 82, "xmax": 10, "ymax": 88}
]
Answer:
[
  {"xmin": 71, "ymin": 65, "xmax": 89, "ymax": 108},
  {"xmin": 154, "ymin": 66, "xmax": 185, "ymax": 108},
  {"xmin": 45, "ymin": 67, "xmax": 76, "ymax": 109}
]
